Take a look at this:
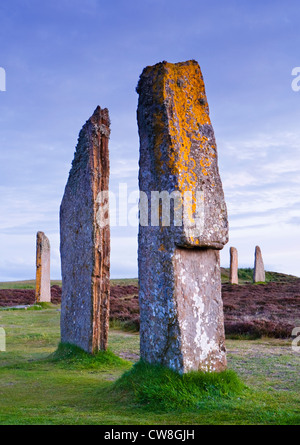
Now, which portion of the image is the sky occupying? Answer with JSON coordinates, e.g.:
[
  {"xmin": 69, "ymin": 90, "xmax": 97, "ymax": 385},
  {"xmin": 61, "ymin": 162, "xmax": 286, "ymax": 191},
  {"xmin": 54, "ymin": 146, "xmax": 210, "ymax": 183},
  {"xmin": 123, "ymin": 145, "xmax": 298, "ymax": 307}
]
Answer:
[{"xmin": 0, "ymin": 0, "xmax": 300, "ymax": 280}]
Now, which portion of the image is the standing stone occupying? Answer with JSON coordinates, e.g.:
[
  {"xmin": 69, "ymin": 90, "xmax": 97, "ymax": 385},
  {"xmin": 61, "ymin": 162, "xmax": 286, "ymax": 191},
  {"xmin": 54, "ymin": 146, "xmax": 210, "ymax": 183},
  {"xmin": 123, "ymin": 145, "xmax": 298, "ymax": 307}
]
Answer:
[
  {"xmin": 230, "ymin": 247, "xmax": 239, "ymax": 285},
  {"xmin": 0, "ymin": 327, "xmax": 6, "ymax": 352},
  {"xmin": 60, "ymin": 106, "xmax": 110, "ymax": 354},
  {"xmin": 137, "ymin": 60, "xmax": 229, "ymax": 373},
  {"xmin": 253, "ymin": 245, "xmax": 265, "ymax": 283},
  {"xmin": 35, "ymin": 231, "xmax": 51, "ymax": 303}
]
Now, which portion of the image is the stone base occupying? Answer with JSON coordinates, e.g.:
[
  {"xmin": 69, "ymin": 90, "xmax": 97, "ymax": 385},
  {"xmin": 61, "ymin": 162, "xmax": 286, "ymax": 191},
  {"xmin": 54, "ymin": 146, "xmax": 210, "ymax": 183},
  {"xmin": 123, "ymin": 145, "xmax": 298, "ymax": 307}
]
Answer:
[
  {"xmin": 174, "ymin": 248, "xmax": 227, "ymax": 373},
  {"xmin": 139, "ymin": 247, "xmax": 227, "ymax": 374}
]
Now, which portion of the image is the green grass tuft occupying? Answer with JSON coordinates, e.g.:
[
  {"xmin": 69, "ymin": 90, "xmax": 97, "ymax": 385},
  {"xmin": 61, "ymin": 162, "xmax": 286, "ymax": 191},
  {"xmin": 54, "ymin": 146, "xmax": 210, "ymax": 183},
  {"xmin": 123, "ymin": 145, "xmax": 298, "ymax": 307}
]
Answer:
[
  {"xmin": 50, "ymin": 342, "xmax": 131, "ymax": 371},
  {"xmin": 0, "ymin": 303, "xmax": 54, "ymax": 312},
  {"xmin": 27, "ymin": 302, "xmax": 54, "ymax": 311},
  {"xmin": 114, "ymin": 360, "xmax": 246, "ymax": 411}
]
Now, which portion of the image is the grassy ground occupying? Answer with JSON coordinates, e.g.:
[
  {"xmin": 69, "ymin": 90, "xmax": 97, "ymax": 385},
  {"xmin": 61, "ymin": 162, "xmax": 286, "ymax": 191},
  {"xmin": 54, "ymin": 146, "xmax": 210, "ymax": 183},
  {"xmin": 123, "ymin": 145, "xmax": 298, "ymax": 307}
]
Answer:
[
  {"xmin": 0, "ymin": 306, "xmax": 299, "ymax": 425},
  {"xmin": 0, "ymin": 279, "xmax": 138, "ymax": 290},
  {"xmin": 220, "ymin": 268, "xmax": 299, "ymax": 284},
  {"xmin": 0, "ymin": 280, "xmax": 62, "ymax": 290}
]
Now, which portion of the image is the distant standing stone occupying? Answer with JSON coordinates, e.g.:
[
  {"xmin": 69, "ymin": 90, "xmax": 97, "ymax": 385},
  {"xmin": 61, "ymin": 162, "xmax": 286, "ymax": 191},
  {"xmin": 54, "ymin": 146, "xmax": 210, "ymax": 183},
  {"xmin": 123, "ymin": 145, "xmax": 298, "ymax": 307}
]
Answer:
[
  {"xmin": 230, "ymin": 247, "xmax": 239, "ymax": 284},
  {"xmin": 60, "ymin": 106, "xmax": 110, "ymax": 354},
  {"xmin": 35, "ymin": 231, "xmax": 51, "ymax": 303},
  {"xmin": 253, "ymin": 246, "xmax": 265, "ymax": 283}
]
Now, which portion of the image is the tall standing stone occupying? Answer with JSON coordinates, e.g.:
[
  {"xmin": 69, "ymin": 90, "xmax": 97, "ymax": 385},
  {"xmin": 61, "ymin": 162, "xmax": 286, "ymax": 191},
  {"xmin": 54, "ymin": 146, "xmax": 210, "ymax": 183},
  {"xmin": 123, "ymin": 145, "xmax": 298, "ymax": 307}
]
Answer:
[
  {"xmin": 60, "ymin": 106, "xmax": 110, "ymax": 354},
  {"xmin": 253, "ymin": 245, "xmax": 265, "ymax": 283},
  {"xmin": 137, "ymin": 60, "xmax": 229, "ymax": 373},
  {"xmin": 35, "ymin": 231, "xmax": 51, "ymax": 303},
  {"xmin": 230, "ymin": 247, "xmax": 239, "ymax": 285}
]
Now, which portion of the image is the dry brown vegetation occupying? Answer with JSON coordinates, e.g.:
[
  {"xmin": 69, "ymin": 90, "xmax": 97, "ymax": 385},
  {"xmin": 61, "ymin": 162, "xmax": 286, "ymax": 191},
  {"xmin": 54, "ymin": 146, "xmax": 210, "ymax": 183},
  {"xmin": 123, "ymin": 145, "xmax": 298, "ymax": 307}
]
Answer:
[{"xmin": 1, "ymin": 277, "xmax": 299, "ymax": 338}]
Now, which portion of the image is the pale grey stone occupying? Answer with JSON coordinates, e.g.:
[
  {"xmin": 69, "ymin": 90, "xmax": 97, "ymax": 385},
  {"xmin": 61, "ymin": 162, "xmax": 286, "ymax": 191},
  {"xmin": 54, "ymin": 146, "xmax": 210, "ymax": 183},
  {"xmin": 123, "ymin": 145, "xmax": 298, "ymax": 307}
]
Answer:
[
  {"xmin": 230, "ymin": 247, "xmax": 239, "ymax": 285},
  {"xmin": 253, "ymin": 246, "xmax": 265, "ymax": 283}
]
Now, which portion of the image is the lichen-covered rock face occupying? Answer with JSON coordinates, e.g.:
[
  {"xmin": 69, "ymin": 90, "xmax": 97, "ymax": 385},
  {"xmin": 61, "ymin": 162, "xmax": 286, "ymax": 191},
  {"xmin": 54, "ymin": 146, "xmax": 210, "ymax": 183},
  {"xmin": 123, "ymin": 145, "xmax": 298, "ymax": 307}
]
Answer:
[
  {"xmin": 137, "ymin": 60, "xmax": 228, "ymax": 248},
  {"xmin": 35, "ymin": 231, "xmax": 51, "ymax": 303},
  {"xmin": 230, "ymin": 247, "xmax": 239, "ymax": 285},
  {"xmin": 253, "ymin": 246, "xmax": 265, "ymax": 283},
  {"xmin": 137, "ymin": 60, "xmax": 228, "ymax": 373},
  {"xmin": 174, "ymin": 248, "xmax": 227, "ymax": 372},
  {"xmin": 60, "ymin": 106, "xmax": 110, "ymax": 354}
]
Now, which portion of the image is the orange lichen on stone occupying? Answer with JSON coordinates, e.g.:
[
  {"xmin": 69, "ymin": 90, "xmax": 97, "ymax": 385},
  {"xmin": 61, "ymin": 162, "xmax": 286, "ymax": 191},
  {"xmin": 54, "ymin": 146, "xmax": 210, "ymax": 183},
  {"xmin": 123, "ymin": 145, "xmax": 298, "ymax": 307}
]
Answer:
[
  {"xmin": 35, "ymin": 231, "xmax": 51, "ymax": 303},
  {"xmin": 137, "ymin": 60, "xmax": 229, "ymax": 374},
  {"xmin": 147, "ymin": 61, "xmax": 217, "ymax": 222},
  {"xmin": 35, "ymin": 251, "xmax": 42, "ymax": 302},
  {"xmin": 137, "ymin": 59, "xmax": 228, "ymax": 250}
]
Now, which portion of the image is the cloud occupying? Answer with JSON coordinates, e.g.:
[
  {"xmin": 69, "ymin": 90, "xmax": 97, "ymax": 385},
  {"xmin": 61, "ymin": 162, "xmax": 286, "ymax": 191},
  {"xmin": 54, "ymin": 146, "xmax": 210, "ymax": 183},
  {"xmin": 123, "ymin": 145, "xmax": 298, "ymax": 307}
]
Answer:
[
  {"xmin": 1, "ymin": 1, "xmax": 300, "ymax": 281},
  {"xmin": 289, "ymin": 216, "xmax": 300, "ymax": 226}
]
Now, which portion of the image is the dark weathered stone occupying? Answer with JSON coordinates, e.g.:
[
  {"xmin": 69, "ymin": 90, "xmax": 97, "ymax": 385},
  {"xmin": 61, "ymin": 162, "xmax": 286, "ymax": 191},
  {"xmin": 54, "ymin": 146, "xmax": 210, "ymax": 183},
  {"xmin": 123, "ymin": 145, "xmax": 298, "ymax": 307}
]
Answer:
[
  {"xmin": 230, "ymin": 247, "xmax": 239, "ymax": 285},
  {"xmin": 60, "ymin": 106, "xmax": 110, "ymax": 354},
  {"xmin": 253, "ymin": 246, "xmax": 265, "ymax": 283},
  {"xmin": 137, "ymin": 60, "xmax": 228, "ymax": 373},
  {"xmin": 35, "ymin": 231, "xmax": 51, "ymax": 303}
]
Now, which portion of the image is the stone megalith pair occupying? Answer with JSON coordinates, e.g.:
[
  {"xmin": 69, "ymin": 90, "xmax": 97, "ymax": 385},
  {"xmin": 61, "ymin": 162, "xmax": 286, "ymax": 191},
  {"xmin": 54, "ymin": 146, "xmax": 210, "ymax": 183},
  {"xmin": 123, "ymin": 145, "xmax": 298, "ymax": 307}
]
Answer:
[
  {"xmin": 60, "ymin": 60, "xmax": 229, "ymax": 373},
  {"xmin": 229, "ymin": 245, "xmax": 265, "ymax": 284}
]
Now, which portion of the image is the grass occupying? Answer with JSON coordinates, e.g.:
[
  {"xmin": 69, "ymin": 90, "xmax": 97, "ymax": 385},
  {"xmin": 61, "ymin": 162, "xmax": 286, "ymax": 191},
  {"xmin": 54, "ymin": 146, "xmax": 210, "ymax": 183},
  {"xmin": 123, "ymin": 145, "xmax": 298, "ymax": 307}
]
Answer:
[
  {"xmin": 110, "ymin": 278, "xmax": 138, "ymax": 287},
  {"xmin": 221, "ymin": 268, "xmax": 299, "ymax": 284},
  {"xmin": 0, "ymin": 278, "xmax": 138, "ymax": 290},
  {"xmin": 114, "ymin": 360, "xmax": 246, "ymax": 411},
  {"xmin": 0, "ymin": 306, "xmax": 299, "ymax": 424},
  {"xmin": 0, "ymin": 280, "xmax": 62, "ymax": 290},
  {"xmin": 50, "ymin": 342, "xmax": 131, "ymax": 370},
  {"xmin": 0, "ymin": 302, "xmax": 54, "ymax": 312}
]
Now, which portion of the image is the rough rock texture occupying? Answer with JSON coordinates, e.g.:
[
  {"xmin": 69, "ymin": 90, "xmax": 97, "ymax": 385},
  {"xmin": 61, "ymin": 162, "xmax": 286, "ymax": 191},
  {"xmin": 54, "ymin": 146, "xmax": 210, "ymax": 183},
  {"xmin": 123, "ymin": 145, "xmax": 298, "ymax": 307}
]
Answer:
[
  {"xmin": 60, "ymin": 106, "xmax": 110, "ymax": 354},
  {"xmin": 230, "ymin": 247, "xmax": 239, "ymax": 285},
  {"xmin": 253, "ymin": 246, "xmax": 265, "ymax": 283},
  {"xmin": 35, "ymin": 232, "xmax": 51, "ymax": 303},
  {"xmin": 137, "ymin": 60, "xmax": 228, "ymax": 373}
]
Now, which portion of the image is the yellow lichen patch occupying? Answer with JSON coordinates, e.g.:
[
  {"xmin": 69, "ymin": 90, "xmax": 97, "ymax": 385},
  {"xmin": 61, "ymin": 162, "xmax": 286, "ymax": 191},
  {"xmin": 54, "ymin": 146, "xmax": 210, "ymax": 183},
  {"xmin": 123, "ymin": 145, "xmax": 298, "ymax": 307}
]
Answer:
[
  {"xmin": 149, "ymin": 61, "xmax": 215, "ymax": 229},
  {"xmin": 158, "ymin": 244, "xmax": 166, "ymax": 252},
  {"xmin": 35, "ymin": 240, "xmax": 42, "ymax": 303}
]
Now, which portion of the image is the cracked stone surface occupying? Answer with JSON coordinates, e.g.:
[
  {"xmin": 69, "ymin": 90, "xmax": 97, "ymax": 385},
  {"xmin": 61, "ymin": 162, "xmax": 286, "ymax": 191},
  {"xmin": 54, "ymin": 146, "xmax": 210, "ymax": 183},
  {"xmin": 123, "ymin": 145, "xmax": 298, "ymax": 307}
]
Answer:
[
  {"xmin": 137, "ymin": 60, "xmax": 228, "ymax": 373},
  {"xmin": 60, "ymin": 106, "xmax": 110, "ymax": 354}
]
